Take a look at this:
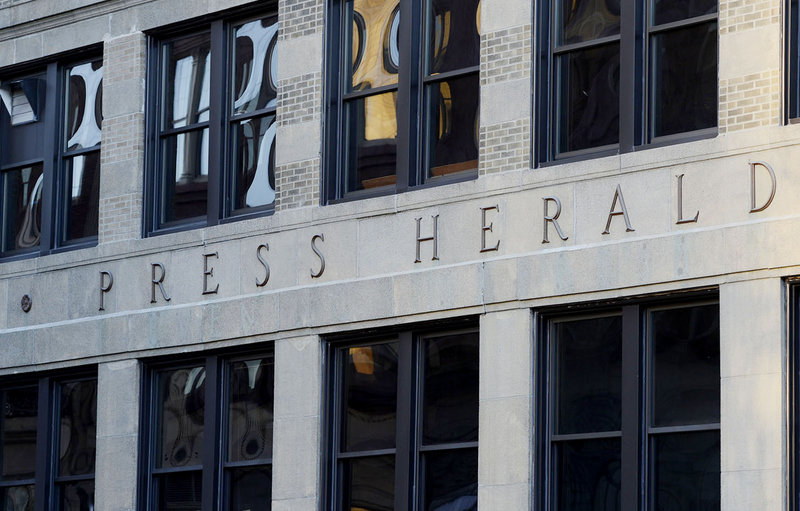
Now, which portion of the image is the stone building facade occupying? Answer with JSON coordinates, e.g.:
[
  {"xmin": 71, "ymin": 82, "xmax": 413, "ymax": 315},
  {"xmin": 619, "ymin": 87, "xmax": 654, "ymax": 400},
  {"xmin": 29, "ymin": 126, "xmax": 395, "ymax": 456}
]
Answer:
[{"xmin": 0, "ymin": 0, "xmax": 794, "ymax": 509}]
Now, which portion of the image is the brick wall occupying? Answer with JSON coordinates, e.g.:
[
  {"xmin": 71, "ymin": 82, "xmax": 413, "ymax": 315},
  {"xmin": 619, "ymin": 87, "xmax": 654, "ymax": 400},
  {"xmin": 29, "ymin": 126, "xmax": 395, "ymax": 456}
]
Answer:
[
  {"xmin": 479, "ymin": 24, "xmax": 532, "ymax": 175},
  {"xmin": 718, "ymin": 0, "xmax": 781, "ymax": 132},
  {"xmin": 98, "ymin": 32, "xmax": 146, "ymax": 244}
]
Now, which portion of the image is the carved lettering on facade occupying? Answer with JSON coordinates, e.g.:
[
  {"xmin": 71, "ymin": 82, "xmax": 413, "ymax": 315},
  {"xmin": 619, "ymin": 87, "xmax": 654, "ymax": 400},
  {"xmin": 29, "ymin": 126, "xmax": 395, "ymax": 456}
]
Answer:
[
  {"xmin": 256, "ymin": 244, "xmax": 270, "ymax": 287},
  {"xmin": 415, "ymin": 215, "xmax": 440, "ymax": 262},
  {"xmin": 750, "ymin": 160, "xmax": 777, "ymax": 213},
  {"xmin": 602, "ymin": 184, "xmax": 635, "ymax": 234},
  {"xmin": 480, "ymin": 206, "xmax": 500, "ymax": 253},
  {"xmin": 202, "ymin": 252, "xmax": 220, "ymax": 295},
  {"xmin": 543, "ymin": 196, "xmax": 568, "ymax": 243},
  {"xmin": 311, "ymin": 234, "xmax": 326, "ymax": 278},
  {"xmin": 151, "ymin": 263, "xmax": 171, "ymax": 304},
  {"xmin": 99, "ymin": 271, "xmax": 113, "ymax": 311},
  {"xmin": 676, "ymin": 174, "xmax": 700, "ymax": 224}
]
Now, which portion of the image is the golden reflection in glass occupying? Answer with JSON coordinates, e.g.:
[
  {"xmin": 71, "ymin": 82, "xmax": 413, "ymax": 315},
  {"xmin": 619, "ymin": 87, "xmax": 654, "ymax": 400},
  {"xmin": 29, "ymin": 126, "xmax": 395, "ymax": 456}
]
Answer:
[
  {"xmin": 351, "ymin": 0, "xmax": 400, "ymax": 90},
  {"xmin": 349, "ymin": 347, "xmax": 375, "ymax": 375},
  {"xmin": 364, "ymin": 92, "xmax": 398, "ymax": 141},
  {"xmin": 437, "ymin": 81, "xmax": 452, "ymax": 138}
]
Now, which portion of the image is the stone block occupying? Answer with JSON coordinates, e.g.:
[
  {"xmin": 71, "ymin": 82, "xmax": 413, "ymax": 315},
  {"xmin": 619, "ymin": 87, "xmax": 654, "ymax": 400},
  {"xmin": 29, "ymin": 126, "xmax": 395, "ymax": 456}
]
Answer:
[
  {"xmin": 478, "ymin": 395, "xmax": 532, "ymax": 486},
  {"xmin": 276, "ymin": 121, "xmax": 321, "ymax": 166},
  {"xmin": 97, "ymin": 359, "xmax": 140, "ymax": 438},
  {"xmin": 272, "ymin": 416, "xmax": 320, "ymax": 500},
  {"xmin": 480, "ymin": 0, "xmax": 531, "ymax": 34},
  {"xmin": 480, "ymin": 309, "xmax": 532, "ymax": 400},
  {"xmin": 272, "ymin": 497, "xmax": 317, "ymax": 511},
  {"xmin": 41, "ymin": 15, "xmax": 108, "ymax": 56},
  {"xmin": 13, "ymin": 33, "xmax": 42, "ymax": 62},
  {"xmin": 296, "ymin": 221, "xmax": 358, "ymax": 286},
  {"xmin": 720, "ymin": 278, "xmax": 782, "ymax": 378},
  {"xmin": 393, "ymin": 264, "xmax": 482, "ymax": 317},
  {"xmin": 275, "ymin": 336, "xmax": 320, "ymax": 419},
  {"xmin": 240, "ymin": 292, "xmax": 280, "ymax": 338},
  {"xmin": 95, "ymin": 434, "xmax": 138, "ymax": 511},
  {"xmin": 719, "ymin": 25, "xmax": 779, "ymax": 80},
  {"xmin": 721, "ymin": 467, "xmax": 782, "ymax": 511},
  {"xmin": 720, "ymin": 373, "xmax": 781, "ymax": 472},
  {"xmin": 277, "ymin": 34, "xmax": 322, "ymax": 81},
  {"xmin": 480, "ymin": 78, "xmax": 530, "ymax": 126},
  {"xmin": 0, "ymin": 329, "xmax": 35, "ymax": 368},
  {"xmin": 478, "ymin": 483, "xmax": 531, "ymax": 511}
]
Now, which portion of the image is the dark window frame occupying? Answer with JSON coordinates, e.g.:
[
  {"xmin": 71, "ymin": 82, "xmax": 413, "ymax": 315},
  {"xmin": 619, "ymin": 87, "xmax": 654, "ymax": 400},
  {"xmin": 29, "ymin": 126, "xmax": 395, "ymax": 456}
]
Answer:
[
  {"xmin": 534, "ymin": 0, "xmax": 718, "ymax": 166},
  {"xmin": 789, "ymin": 281, "xmax": 800, "ymax": 511},
  {"xmin": 321, "ymin": 319, "xmax": 479, "ymax": 510},
  {"xmin": 0, "ymin": 48, "xmax": 102, "ymax": 261},
  {"xmin": 788, "ymin": 0, "xmax": 800, "ymax": 122},
  {"xmin": 534, "ymin": 293, "xmax": 720, "ymax": 510},
  {"xmin": 144, "ymin": 4, "xmax": 279, "ymax": 237},
  {"xmin": 0, "ymin": 368, "xmax": 97, "ymax": 511},
  {"xmin": 138, "ymin": 344, "xmax": 275, "ymax": 511},
  {"xmin": 323, "ymin": 0, "xmax": 480, "ymax": 204}
]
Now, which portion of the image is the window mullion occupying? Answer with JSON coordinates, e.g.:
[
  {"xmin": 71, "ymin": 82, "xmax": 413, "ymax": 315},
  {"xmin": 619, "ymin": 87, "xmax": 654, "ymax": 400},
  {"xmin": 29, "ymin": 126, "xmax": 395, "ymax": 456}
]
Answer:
[
  {"xmin": 618, "ymin": 0, "xmax": 641, "ymax": 152},
  {"xmin": 33, "ymin": 378, "xmax": 52, "ymax": 511},
  {"xmin": 39, "ymin": 63, "xmax": 59, "ymax": 254},
  {"xmin": 395, "ymin": 0, "xmax": 414, "ymax": 192},
  {"xmin": 394, "ymin": 331, "xmax": 415, "ymax": 510},
  {"xmin": 202, "ymin": 355, "xmax": 222, "ymax": 511},
  {"xmin": 207, "ymin": 20, "xmax": 226, "ymax": 225},
  {"xmin": 620, "ymin": 305, "xmax": 641, "ymax": 511}
]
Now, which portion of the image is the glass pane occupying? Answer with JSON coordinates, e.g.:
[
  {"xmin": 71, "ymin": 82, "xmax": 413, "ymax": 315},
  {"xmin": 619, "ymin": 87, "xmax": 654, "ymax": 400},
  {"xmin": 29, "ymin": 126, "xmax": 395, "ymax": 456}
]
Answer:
[
  {"xmin": 423, "ymin": 449, "xmax": 478, "ymax": 511},
  {"xmin": 58, "ymin": 380, "xmax": 97, "ymax": 477},
  {"xmin": 65, "ymin": 60, "xmax": 103, "ymax": 151},
  {"xmin": 228, "ymin": 466, "xmax": 271, "ymax": 511},
  {"xmin": 58, "ymin": 480, "xmax": 94, "ymax": 511},
  {"xmin": 555, "ymin": 316, "xmax": 622, "ymax": 435},
  {"xmin": 1, "ymin": 164, "xmax": 43, "ymax": 252},
  {"xmin": 163, "ymin": 32, "xmax": 211, "ymax": 129},
  {"xmin": 651, "ymin": 431, "xmax": 720, "ymax": 511},
  {"xmin": 1, "ymin": 485, "xmax": 34, "ymax": 511},
  {"xmin": 233, "ymin": 17, "xmax": 278, "ymax": 115},
  {"xmin": 156, "ymin": 367, "xmax": 206, "ymax": 469},
  {"xmin": 157, "ymin": 471, "xmax": 202, "ymax": 511},
  {"xmin": 231, "ymin": 115, "xmax": 276, "ymax": 210},
  {"xmin": 350, "ymin": 0, "xmax": 399, "ymax": 90},
  {"xmin": 344, "ymin": 92, "xmax": 397, "ymax": 194},
  {"xmin": 651, "ymin": 23, "xmax": 717, "ymax": 138},
  {"xmin": 62, "ymin": 152, "xmax": 100, "ymax": 242},
  {"xmin": 427, "ymin": 0, "xmax": 480, "ymax": 74},
  {"xmin": 342, "ymin": 342, "xmax": 398, "ymax": 452},
  {"xmin": 227, "ymin": 357, "xmax": 274, "ymax": 462},
  {"xmin": 557, "ymin": 44, "xmax": 620, "ymax": 154},
  {"xmin": 160, "ymin": 129, "xmax": 209, "ymax": 224},
  {"xmin": 423, "ymin": 332, "xmax": 479, "ymax": 445},
  {"xmin": 1, "ymin": 387, "xmax": 38, "ymax": 480},
  {"xmin": 560, "ymin": 0, "xmax": 621, "ymax": 44},
  {"xmin": 653, "ymin": 0, "xmax": 716, "ymax": 26},
  {"xmin": 342, "ymin": 455, "xmax": 395, "ymax": 511},
  {"xmin": 651, "ymin": 304, "xmax": 719, "ymax": 427},
  {"xmin": 425, "ymin": 76, "xmax": 479, "ymax": 180},
  {"xmin": 556, "ymin": 439, "xmax": 621, "ymax": 511}
]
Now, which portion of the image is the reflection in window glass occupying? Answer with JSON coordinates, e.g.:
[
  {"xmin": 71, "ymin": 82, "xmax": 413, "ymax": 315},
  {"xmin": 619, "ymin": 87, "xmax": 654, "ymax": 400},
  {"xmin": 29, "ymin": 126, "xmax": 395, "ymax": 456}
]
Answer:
[
  {"xmin": 345, "ymin": 92, "xmax": 398, "ymax": 192},
  {"xmin": 0, "ymin": 164, "xmax": 43, "ymax": 253},
  {"xmin": 1, "ymin": 387, "xmax": 38, "ymax": 480},
  {"xmin": 233, "ymin": 18, "xmax": 278, "ymax": 115},
  {"xmin": 157, "ymin": 366, "xmax": 206, "ymax": 469},
  {"xmin": 349, "ymin": 0, "xmax": 399, "ymax": 91},
  {"xmin": 425, "ymin": 76, "xmax": 479, "ymax": 180}
]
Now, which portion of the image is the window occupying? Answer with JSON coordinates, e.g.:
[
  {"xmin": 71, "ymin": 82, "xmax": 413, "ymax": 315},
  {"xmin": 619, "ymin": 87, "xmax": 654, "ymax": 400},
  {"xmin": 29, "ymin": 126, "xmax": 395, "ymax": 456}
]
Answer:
[
  {"xmin": 536, "ymin": 300, "xmax": 720, "ymax": 510},
  {"xmin": 146, "ymin": 10, "xmax": 278, "ymax": 234},
  {"xmin": 0, "ymin": 56, "xmax": 102, "ymax": 258},
  {"xmin": 140, "ymin": 347, "xmax": 274, "ymax": 510},
  {"xmin": 324, "ymin": 325, "xmax": 478, "ymax": 510},
  {"xmin": 324, "ymin": 0, "xmax": 480, "ymax": 201},
  {"xmin": 535, "ymin": 0, "xmax": 717, "ymax": 163},
  {"xmin": 0, "ymin": 374, "xmax": 97, "ymax": 510}
]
